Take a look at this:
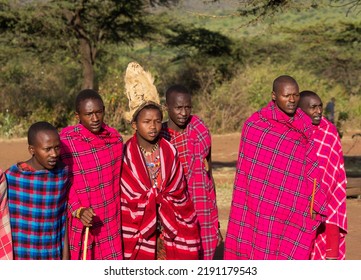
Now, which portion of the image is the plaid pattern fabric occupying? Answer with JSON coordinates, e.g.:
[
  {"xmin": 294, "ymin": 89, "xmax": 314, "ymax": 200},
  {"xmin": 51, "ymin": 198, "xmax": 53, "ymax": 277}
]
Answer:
[
  {"xmin": 310, "ymin": 117, "xmax": 347, "ymax": 260},
  {"xmin": 161, "ymin": 115, "xmax": 219, "ymax": 260},
  {"xmin": 161, "ymin": 128, "xmax": 189, "ymax": 175},
  {"xmin": 224, "ymin": 101, "xmax": 328, "ymax": 260},
  {"xmin": 60, "ymin": 123, "xmax": 123, "ymax": 260},
  {"xmin": 0, "ymin": 170, "xmax": 13, "ymax": 260},
  {"xmin": 121, "ymin": 135, "xmax": 200, "ymax": 260},
  {"xmin": 6, "ymin": 163, "xmax": 68, "ymax": 260}
]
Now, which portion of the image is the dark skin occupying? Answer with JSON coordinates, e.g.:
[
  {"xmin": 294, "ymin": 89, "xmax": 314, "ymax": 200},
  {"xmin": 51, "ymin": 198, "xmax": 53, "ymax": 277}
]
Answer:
[
  {"xmin": 166, "ymin": 91, "xmax": 192, "ymax": 132},
  {"xmin": 165, "ymin": 90, "xmax": 214, "ymax": 178},
  {"xmin": 78, "ymin": 208, "xmax": 96, "ymax": 227},
  {"xmin": 299, "ymin": 95, "xmax": 323, "ymax": 126},
  {"xmin": 27, "ymin": 130, "xmax": 60, "ymax": 171},
  {"xmin": 272, "ymin": 82, "xmax": 300, "ymax": 117},
  {"xmin": 75, "ymin": 98, "xmax": 100, "ymax": 226},
  {"xmin": 132, "ymin": 107, "xmax": 162, "ymax": 152},
  {"xmin": 26, "ymin": 129, "xmax": 70, "ymax": 259},
  {"xmin": 75, "ymin": 98, "xmax": 105, "ymax": 135},
  {"xmin": 272, "ymin": 76, "xmax": 300, "ymax": 117}
]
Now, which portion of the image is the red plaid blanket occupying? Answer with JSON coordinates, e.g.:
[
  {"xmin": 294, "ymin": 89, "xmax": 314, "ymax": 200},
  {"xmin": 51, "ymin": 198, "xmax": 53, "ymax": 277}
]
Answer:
[
  {"xmin": 60, "ymin": 123, "xmax": 123, "ymax": 260},
  {"xmin": 161, "ymin": 115, "xmax": 219, "ymax": 260},
  {"xmin": 0, "ymin": 171, "xmax": 12, "ymax": 260},
  {"xmin": 225, "ymin": 101, "xmax": 328, "ymax": 259}
]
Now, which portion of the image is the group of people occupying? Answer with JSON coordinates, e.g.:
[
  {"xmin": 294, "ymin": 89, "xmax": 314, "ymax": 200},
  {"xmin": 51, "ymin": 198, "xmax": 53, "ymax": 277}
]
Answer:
[
  {"xmin": 0, "ymin": 62, "xmax": 220, "ymax": 260},
  {"xmin": 0, "ymin": 65, "xmax": 347, "ymax": 260}
]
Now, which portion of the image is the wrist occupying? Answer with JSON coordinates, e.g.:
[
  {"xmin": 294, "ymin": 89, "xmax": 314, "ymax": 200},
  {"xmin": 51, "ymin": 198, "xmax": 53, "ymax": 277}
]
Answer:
[{"xmin": 76, "ymin": 207, "xmax": 85, "ymax": 219}]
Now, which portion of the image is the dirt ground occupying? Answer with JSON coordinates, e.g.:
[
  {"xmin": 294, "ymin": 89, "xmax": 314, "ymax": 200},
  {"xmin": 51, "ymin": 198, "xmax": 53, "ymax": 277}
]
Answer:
[{"xmin": 0, "ymin": 131, "xmax": 360, "ymax": 259}]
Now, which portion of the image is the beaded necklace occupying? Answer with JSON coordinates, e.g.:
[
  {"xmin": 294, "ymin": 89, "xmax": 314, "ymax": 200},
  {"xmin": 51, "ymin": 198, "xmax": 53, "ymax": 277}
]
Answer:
[
  {"xmin": 139, "ymin": 142, "xmax": 159, "ymax": 156},
  {"xmin": 140, "ymin": 143, "xmax": 161, "ymax": 189}
]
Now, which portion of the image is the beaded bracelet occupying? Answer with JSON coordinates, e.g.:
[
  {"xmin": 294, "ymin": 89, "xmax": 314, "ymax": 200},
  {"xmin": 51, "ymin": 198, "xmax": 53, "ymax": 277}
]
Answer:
[{"xmin": 76, "ymin": 207, "xmax": 85, "ymax": 219}]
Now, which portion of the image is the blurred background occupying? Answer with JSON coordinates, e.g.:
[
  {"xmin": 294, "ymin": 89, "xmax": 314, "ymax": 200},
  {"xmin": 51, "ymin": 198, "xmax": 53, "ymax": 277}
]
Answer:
[{"xmin": 1, "ymin": 0, "xmax": 360, "ymax": 137}]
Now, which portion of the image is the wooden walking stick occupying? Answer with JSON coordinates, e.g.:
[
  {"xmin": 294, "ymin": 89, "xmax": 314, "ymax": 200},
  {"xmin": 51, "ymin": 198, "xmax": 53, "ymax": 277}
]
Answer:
[
  {"xmin": 310, "ymin": 178, "xmax": 316, "ymax": 219},
  {"xmin": 82, "ymin": 226, "xmax": 89, "ymax": 260}
]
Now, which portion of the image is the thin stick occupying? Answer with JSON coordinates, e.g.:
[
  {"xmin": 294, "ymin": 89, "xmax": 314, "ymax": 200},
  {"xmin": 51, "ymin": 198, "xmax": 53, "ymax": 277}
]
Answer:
[
  {"xmin": 82, "ymin": 227, "xmax": 89, "ymax": 260},
  {"xmin": 310, "ymin": 178, "xmax": 316, "ymax": 218}
]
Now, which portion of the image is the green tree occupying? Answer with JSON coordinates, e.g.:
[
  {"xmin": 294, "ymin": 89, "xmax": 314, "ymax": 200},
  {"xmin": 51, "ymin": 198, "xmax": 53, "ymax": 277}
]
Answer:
[{"xmin": 0, "ymin": 0, "xmax": 177, "ymax": 89}]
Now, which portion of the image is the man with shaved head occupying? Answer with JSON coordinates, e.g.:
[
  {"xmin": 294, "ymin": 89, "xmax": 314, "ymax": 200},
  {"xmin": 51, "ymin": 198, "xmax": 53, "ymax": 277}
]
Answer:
[
  {"xmin": 6, "ymin": 122, "xmax": 69, "ymax": 259},
  {"xmin": 225, "ymin": 76, "xmax": 327, "ymax": 260},
  {"xmin": 299, "ymin": 90, "xmax": 347, "ymax": 260}
]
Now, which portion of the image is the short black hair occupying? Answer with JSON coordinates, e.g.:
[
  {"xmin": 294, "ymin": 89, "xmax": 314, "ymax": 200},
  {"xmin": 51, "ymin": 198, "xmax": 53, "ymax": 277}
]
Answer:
[
  {"xmin": 299, "ymin": 90, "xmax": 321, "ymax": 108},
  {"xmin": 75, "ymin": 89, "xmax": 104, "ymax": 113},
  {"xmin": 272, "ymin": 75, "xmax": 298, "ymax": 94},
  {"xmin": 165, "ymin": 84, "xmax": 191, "ymax": 102},
  {"xmin": 133, "ymin": 103, "xmax": 163, "ymax": 122},
  {"xmin": 28, "ymin": 121, "xmax": 58, "ymax": 145},
  {"xmin": 299, "ymin": 90, "xmax": 319, "ymax": 99}
]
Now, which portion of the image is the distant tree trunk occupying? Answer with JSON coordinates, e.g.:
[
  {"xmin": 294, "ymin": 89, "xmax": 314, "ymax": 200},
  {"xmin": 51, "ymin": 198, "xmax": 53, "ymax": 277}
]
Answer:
[
  {"xmin": 79, "ymin": 37, "xmax": 95, "ymax": 90},
  {"xmin": 63, "ymin": 9, "xmax": 97, "ymax": 90}
]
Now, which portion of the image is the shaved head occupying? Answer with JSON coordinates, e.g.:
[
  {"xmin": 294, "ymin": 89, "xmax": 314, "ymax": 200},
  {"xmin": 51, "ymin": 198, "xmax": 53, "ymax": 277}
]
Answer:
[
  {"xmin": 272, "ymin": 75, "xmax": 298, "ymax": 93},
  {"xmin": 28, "ymin": 121, "xmax": 58, "ymax": 145},
  {"xmin": 299, "ymin": 90, "xmax": 319, "ymax": 109},
  {"xmin": 271, "ymin": 75, "xmax": 299, "ymax": 116}
]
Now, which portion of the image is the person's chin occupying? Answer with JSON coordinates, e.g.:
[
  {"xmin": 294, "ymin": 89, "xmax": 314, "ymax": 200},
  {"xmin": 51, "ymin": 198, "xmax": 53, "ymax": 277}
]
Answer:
[
  {"xmin": 45, "ymin": 164, "xmax": 56, "ymax": 170},
  {"xmin": 176, "ymin": 121, "xmax": 187, "ymax": 129},
  {"xmin": 285, "ymin": 110, "xmax": 296, "ymax": 116},
  {"xmin": 148, "ymin": 135, "xmax": 159, "ymax": 143},
  {"xmin": 286, "ymin": 106, "xmax": 296, "ymax": 113},
  {"xmin": 89, "ymin": 126, "xmax": 102, "ymax": 134},
  {"xmin": 312, "ymin": 116, "xmax": 321, "ymax": 125}
]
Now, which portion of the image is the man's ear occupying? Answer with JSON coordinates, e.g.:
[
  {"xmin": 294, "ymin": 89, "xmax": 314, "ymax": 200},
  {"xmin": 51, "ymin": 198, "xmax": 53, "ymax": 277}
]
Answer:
[
  {"xmin": 131, "ymin": 121, "xmax": 137, "ymax": 130},
  {"xmin": 272, "ymin": 91, "xmax": 276, "ymax": 101},
  {"xmin": 75, "ymin": 112, "xmax": 80, "ymax": 122},
  {"xmin": 28, "ymin": 145, "xmax": 34, "ymax": 156}
]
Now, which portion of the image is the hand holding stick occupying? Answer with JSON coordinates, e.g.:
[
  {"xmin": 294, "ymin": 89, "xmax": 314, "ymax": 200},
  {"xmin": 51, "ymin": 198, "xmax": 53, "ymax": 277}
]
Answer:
[{"xmin": 76, "ymin": 207, "xmax": 95, "ymax": 260}]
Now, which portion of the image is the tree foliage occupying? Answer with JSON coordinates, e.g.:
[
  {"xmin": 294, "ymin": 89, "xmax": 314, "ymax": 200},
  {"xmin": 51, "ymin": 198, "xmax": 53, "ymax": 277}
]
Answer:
[
  {"xmin": 1, "ymin": 0, "xmax": 360, "ymax": 137},
  {"xmin": 1, "ymin": 0, "xmax": 178, "ymax": 89},
  {"xmin": 166, "ymin": 25, "xmax": 232, "ymax": 56}
]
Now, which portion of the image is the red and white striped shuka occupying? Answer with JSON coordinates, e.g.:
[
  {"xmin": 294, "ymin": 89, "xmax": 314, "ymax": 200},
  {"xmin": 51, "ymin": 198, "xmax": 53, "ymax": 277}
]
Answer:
[
  {"xmin": 161, "ymin": 115, "xmax": 220, "ymax": 260},
  {"xmin": 224, "ymin": 101, "xmax": 328, "ymax": 260},
  {"xmin": 60, "ymin": 123, "xmax": 123, "ymax": 260},
  {"xmin": 121, "ymin": 135, "xmax": 200, "ymax": 260},
  {"xmin": 0, "ymin": 170, "xmax": 12, "ymax": 260},
  {"xmin": 310, "ymin": 117, "xmax": 347, "ymax": 260}
]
